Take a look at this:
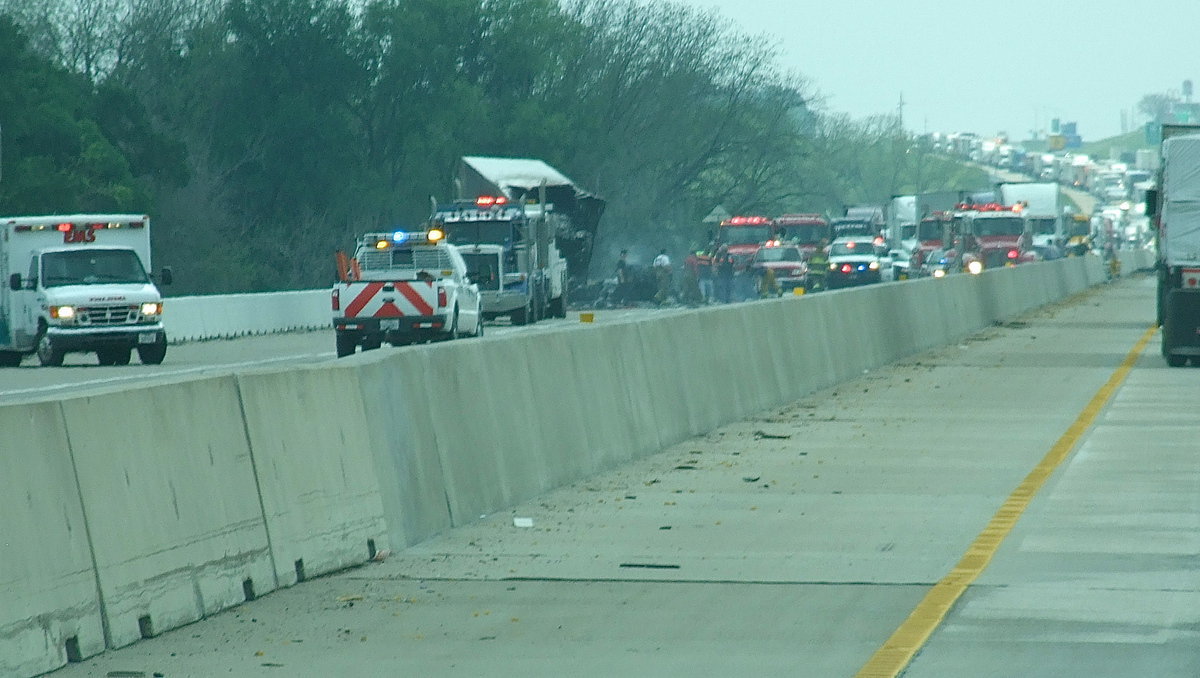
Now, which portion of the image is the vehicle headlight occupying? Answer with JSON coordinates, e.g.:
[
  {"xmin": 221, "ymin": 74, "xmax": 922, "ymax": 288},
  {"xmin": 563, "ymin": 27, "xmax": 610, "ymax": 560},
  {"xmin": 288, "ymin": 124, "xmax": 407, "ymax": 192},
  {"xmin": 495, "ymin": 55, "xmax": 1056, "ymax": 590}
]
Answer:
[
  {"xmin": 967, "ymin": 260, "xmax": 983, "ymax": 275},
  {"xmin": 141, "ymin": 302, "xmax": 163, "ymax": 316},
  {"xmin": 829, "ymin": 263, "xmax": 837, "ymax": 270},
  {"xmin": 933, "ymin": 269, "xmax": 946, "ymax": 278},
  {"xmin": 868, "ymin": 261, "xmax": 880, "ymax": 270},
  {"xmin": 50, "ymin": 305, "xmax": 76, "ymax": 320}
]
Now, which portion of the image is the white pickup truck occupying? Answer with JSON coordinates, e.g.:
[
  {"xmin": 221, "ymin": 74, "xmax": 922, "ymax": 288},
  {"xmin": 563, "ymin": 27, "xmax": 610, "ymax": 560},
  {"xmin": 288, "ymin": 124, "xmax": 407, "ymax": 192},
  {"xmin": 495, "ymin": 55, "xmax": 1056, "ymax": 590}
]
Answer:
[{"xmin": 332, "ymin": 228, "xmax": 483, "ymax": 357}]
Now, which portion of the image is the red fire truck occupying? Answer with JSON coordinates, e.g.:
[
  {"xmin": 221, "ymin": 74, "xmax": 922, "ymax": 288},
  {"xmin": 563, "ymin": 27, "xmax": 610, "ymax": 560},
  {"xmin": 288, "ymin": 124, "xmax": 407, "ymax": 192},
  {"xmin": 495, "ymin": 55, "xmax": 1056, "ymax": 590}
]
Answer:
[
  {"xmin": 953, "ymin": 203, "xmax": 1035, "ymax": 274},
  {"xmin": 772, "ymin": 214, "xmax": 831, "ymax": 257}
]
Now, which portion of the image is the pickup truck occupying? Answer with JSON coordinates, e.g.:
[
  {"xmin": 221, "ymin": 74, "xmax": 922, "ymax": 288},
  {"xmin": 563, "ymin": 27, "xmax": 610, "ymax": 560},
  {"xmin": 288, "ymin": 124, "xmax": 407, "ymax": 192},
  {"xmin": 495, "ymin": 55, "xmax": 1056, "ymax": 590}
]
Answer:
[{"xmin": 332, "ymin": 228, "xmax": 483, "ymax": 357}]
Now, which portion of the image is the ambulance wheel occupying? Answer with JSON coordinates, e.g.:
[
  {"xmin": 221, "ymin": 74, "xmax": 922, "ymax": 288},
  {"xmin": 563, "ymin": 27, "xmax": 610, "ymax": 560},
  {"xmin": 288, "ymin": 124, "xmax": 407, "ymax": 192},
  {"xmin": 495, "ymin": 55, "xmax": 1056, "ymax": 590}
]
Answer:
[
  {"xmin": 97, "ymin": 347, "xmax": 131, "ymax": 366},
  {"xmin": 0, "ymin": 351, "xmax": 22, "ymax": 367},
  {"xmin": 335, "ymin": 331, "xmax": 358, "ymax": 357},
  {"xmin": 36, "ymin": 328, "xmax": 64, "ymax": 367},
  {"xmin": 137, "ymin": 339, "xmax": 167, "ymax": 365}
]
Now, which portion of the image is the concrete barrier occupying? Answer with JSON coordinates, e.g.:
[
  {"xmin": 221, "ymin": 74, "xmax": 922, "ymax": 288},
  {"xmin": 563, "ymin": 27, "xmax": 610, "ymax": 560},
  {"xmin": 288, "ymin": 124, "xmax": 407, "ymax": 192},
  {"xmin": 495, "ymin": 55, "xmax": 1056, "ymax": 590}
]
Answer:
[
  {"xmin": 164, "ymin": 289, "xmax": 328, "ymax": 342},
  {"xmin": 60, "ymin": 377, "xmax": 275, "ymax": 649},
  {"xmin": 354, "ymin": 349, "xmax": 453, "ymax": 549},
  {"xmin": 0, "ymin": 402, "xmax": 104, "ymax": 677},
  {"xmin": 1, "ymin": 255, "xmax": 1135, "ymax": 676},
  {"xmin": 235, "ymin": 366, "xmax": 390, "ymax": 586}
]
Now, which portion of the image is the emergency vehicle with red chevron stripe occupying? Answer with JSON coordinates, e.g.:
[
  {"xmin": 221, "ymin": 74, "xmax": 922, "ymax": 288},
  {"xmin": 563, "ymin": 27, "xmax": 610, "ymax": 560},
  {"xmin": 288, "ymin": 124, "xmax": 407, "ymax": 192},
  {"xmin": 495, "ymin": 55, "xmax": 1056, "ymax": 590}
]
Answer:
[{"xmin": 332, "ymin": 227, "xmax": 483, "ymax": 357}]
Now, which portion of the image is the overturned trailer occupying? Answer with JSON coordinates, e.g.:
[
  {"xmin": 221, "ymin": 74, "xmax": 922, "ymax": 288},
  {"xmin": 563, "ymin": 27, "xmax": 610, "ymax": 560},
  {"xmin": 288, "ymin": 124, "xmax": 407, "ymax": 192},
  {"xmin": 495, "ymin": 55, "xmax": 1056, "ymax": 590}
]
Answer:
[{"xmin": 456, "ymin": 156, "xmax": 605, "ymax": 281}]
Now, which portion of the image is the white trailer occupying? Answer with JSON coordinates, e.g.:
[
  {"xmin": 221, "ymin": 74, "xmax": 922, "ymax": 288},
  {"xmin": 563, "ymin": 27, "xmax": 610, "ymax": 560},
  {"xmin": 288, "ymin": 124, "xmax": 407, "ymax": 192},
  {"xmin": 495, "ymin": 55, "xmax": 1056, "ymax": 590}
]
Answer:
[{"xmin": 998, "ymin": 182, "xmax": 1063, "ymax": 249}]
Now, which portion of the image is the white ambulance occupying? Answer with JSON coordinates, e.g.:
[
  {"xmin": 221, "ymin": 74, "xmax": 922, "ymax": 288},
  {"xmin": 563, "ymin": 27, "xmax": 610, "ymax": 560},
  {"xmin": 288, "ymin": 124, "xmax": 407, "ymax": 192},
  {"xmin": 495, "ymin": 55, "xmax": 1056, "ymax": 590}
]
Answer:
[{"xmin": 0, "ymin": 214, "xmax": 171, "ymax": 366}]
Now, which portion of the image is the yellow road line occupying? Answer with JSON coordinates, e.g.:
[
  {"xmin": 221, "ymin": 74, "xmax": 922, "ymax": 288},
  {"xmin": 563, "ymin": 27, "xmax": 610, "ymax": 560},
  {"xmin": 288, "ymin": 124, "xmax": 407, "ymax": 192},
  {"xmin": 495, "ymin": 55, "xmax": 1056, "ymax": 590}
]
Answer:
[{"xmin": 855, "ymin": 325, "xmax": 1158, "ymax": 678}]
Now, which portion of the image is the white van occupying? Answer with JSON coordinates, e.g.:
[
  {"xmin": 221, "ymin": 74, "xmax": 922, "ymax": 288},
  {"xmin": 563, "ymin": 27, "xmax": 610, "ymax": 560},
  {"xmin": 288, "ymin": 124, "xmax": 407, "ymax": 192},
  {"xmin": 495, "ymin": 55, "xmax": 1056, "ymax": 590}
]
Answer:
[{"xmin": 0, "ymin": 214, "xmax": 171, "ymax": 366}]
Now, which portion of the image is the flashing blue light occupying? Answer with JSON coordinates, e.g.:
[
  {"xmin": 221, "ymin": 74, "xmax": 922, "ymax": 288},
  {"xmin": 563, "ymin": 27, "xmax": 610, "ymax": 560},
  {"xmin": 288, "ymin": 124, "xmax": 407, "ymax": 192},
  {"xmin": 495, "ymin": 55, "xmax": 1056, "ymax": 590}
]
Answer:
[{"xmin": 392, "ymin": 230, "xmax": 409, "ymax": 243}]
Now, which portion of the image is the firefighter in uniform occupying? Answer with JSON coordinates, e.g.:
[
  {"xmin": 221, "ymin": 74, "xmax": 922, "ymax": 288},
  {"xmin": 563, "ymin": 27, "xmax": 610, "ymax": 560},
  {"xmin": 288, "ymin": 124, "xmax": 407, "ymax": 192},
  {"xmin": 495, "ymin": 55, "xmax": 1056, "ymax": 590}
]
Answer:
[{"xmin": 806, "ymin": 239, "xmax": 829, "ymax": 291}]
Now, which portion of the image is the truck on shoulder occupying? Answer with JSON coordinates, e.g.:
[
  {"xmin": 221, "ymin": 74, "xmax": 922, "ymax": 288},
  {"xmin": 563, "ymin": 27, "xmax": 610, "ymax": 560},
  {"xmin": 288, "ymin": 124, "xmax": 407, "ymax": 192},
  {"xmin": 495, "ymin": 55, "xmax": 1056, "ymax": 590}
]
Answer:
[
  {"xmin": 332, "ymin": 227, "xmax": 482, "ymax": 357},
  {"xmin": 1, "ymin": 214, "xmax": 171, "ymax": 367},
  {"xmin": 1149, "ymin": 124, "xmax": 1200, "ymax": 366}
]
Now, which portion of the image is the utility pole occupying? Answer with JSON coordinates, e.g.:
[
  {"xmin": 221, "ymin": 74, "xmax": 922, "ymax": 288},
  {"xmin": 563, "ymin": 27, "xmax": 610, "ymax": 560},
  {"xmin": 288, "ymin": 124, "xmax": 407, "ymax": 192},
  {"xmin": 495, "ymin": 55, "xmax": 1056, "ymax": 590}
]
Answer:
[{"xmin": 897, "ymin": 93, "xmax": 906, "ymax": 131}]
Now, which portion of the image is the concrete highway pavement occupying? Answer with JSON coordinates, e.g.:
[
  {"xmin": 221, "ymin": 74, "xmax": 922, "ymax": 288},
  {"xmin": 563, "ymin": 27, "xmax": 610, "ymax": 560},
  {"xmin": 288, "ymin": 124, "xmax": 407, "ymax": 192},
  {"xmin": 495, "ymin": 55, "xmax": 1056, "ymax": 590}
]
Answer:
[
  {"xmin": 50, "ymin": 275, "xmax": 1196, "ymax": 678},
  {"xmin": 0, "ymin": 308, "xmax": 665, "ymax": 405}
]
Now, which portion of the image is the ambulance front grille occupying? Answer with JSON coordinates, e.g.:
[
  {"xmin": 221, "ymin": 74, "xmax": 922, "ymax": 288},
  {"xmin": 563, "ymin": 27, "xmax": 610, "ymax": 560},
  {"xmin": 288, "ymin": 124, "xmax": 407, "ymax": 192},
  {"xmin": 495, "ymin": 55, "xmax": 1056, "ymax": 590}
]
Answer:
[{"xmin": 79, "ymin": 305, "xmax": 139, "ymax": 325}]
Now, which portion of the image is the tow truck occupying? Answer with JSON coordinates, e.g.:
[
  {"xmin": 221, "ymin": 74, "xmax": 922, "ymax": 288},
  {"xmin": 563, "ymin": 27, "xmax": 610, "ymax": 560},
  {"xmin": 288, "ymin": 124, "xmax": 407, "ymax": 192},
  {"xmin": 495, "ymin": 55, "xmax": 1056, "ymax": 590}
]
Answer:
[{"xmin": 435, "ymin": 195, "xmax": 566, "ymax": 325}]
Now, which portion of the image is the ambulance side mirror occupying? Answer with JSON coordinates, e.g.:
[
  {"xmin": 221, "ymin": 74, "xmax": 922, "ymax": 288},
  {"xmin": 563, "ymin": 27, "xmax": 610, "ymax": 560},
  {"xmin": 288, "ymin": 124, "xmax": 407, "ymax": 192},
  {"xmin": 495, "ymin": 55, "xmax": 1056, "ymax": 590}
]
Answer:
[
  {"xmin": 9, "ymin": 273, "xmax": 21, "ymax": 291},
  {"xmin": 159, "ymin": 267, "xmax": 174, "ymax": 286}
]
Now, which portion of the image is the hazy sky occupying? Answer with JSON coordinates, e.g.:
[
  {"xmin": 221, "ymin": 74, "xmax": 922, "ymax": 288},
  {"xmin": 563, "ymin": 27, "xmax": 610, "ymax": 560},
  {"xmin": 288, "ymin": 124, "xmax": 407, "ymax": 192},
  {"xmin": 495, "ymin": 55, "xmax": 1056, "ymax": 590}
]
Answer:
[{"xmin": 685, "ymin": 0, "xmax": 1199, "ymax": 141}]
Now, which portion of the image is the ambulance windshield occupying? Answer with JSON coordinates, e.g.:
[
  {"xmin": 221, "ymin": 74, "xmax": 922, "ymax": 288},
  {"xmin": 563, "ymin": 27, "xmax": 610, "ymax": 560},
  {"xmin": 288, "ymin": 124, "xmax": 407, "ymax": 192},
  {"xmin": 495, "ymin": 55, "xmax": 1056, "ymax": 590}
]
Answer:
[{"xmin": 41, "ymin": 249, "xmax": 149, "ymax": 287}]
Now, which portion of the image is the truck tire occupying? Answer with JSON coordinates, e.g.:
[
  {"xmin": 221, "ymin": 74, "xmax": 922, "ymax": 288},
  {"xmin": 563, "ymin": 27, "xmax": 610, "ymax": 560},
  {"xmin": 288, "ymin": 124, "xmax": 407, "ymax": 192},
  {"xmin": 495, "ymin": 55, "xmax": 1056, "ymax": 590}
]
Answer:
[
  {"xmin": 0, "ymin": 351, "xmax": 22, "ymax": 367},
  {"xmin": 137, "ymin": 338, "xmax": 167, "ymax": 365},
  {"xmin": 512, "ymin": 301, "xmax": 531, "ymax": 326},
  {"xmin": 447, "ymin": 308, "xmax": 460, "ymax": 341},
  {"xmin": 549, "ymin": 285, "xmax": 568, "ymax": 318},
  {"xmin": 97, "ymin": 347, "xmax": 131, "ymax": 366},
  {"xmin": 36, "ymin": 328, "xmax": 64, "ymax": 367},
  {"xmin": 335, "ymin": 331, "xmax": 357, "ymax": 357}
]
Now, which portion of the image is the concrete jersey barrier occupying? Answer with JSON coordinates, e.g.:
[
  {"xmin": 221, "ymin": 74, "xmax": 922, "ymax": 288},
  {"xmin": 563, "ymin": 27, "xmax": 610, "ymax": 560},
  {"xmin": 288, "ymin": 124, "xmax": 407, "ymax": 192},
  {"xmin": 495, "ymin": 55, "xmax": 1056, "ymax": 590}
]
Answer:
[{"xmin": 1, "ymin": 254, "xmax": 1142, "ymax": 675}]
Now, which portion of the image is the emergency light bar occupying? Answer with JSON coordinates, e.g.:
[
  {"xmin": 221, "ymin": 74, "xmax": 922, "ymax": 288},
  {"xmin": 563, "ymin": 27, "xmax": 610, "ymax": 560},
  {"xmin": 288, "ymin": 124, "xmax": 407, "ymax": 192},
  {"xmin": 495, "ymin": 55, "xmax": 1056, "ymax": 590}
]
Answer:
[
  {"xmin": 954, "ymin": 203, "xmax": 1022, "ymax": 213},
  {"xmin": 722, "ymin": 216, "xmax": 771, "ymax": 225},
  {"xmin": 475, "ymin": 195, "xmax": 509, "ymax": 208},
  {"xmin": 369, "ymin": 228, "xmax": 446, "ymax": 250},
  {"xmin": 13, "ymin": 221, "xmax": 144, "ymax": 232}
]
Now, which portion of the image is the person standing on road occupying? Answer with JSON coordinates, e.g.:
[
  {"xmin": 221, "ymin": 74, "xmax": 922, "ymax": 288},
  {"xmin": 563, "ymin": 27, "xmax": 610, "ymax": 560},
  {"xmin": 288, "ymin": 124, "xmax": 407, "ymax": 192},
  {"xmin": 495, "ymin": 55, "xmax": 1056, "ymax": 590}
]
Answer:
[
  {"xmin": 696, "ymin": 248, "xmax": 714, "ymax": 303},
  {"xmin": 614, "ymin": 249, "xmax": 630, "ymax": 306},
  {"xmin": 807, "ymin": 239, "xmax": 829, "ymax": 291},
  {"xmin": 714, "ymin": 245, "xmax": 734, "ymax": 303},
  {"xmin": 652, "ymin": 248, "xmax": 672, "ymax": 305}
]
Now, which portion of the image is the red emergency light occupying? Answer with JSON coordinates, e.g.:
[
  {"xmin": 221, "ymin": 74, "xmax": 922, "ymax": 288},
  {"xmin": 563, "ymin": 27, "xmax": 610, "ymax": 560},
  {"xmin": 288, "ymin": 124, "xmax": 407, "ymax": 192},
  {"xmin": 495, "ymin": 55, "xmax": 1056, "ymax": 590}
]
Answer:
[
  {"xmin": 56, "ymin": 223, "xmax": 72, "ymax": 232},
  {"xmin": 1007, "ymin": 249, "xmax": 1019, "ymax": 259},
  {"xmin": 724, "ymin": 216, "xmax": 770, "ymax": 225},
  {"xmin": 954, "ymin": 203, "xmax": 1020, "ymax": 213},
  {"xmin": 475, "ymin": 195, "xmax": 509, "ymax": 208}
]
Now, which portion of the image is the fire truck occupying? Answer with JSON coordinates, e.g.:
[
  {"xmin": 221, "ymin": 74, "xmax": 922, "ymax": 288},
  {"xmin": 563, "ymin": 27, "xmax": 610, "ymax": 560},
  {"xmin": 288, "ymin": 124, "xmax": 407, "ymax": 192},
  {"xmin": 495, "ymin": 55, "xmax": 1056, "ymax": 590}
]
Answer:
[
  {"xmin": 906, "ymin": 211, "xmax": 952, "ymax": 273},
  {"xmin": 952, "ymin": 203, "xmax": 1035, "ymax": 274},
  {"xmin": 332, "ymin": 227, "xmax": 483, "ymax": 356},
  {"xmin": 772, "ymin": 214, "xmax": 831, "ymax": 257},
  {"xmin": 715, "ymin": 215, "xmax": 777, "ymax": 268}
]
